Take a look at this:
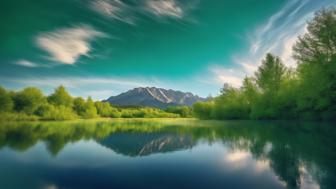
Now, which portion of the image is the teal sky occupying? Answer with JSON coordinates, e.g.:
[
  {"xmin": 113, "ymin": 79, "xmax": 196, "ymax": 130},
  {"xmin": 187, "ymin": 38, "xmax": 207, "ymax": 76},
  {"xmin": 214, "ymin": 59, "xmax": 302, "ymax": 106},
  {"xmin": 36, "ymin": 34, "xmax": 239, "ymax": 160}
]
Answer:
[{"xmin": 1, "ymin": 0, "xmax": 335, "ymax": 99}]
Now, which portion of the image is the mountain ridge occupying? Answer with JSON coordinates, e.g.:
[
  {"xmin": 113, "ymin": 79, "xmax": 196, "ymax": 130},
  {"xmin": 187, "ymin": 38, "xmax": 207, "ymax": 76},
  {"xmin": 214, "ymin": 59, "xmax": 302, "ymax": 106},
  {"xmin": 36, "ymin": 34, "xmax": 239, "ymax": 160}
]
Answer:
[{"xmin": 105, "ymin": 87, "xmax": 206, "ymax": 109}]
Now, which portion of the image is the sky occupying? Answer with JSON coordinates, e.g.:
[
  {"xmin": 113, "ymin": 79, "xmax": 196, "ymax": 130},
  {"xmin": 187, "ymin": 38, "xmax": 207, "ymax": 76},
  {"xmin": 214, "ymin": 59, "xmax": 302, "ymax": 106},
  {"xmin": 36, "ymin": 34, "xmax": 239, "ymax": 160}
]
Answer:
[{"xmin": 1, "ymin": 0, "xmax": 335, "ymax": 100}]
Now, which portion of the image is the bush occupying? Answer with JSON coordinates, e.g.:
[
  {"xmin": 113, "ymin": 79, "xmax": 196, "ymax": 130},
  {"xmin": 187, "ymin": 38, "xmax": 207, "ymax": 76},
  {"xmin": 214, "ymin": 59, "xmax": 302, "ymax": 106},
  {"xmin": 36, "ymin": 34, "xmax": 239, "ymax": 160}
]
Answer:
[
  {"xmin": 13, "ymin": 87, "xmax": 45, "ymax": 114},
  {"xmin": 0, "ymin": 86, "xmax": 14, "ymax": 112},
  {"xmin": 193, "ymin": 101, "xmax": 214, "ymax": 119},
  {"xmin": 81, "ymin": 97, "xmax": 98, "ymax": 119},
  {"xmin": 120, "ymin": 107, "xmax": 179, "ymax": 118},
  {"xmin": 73, "ymin": 97, "xmax": 86, "ymax": 116},
  {"xmin": 166, "ymin": 106, "xmax": 193, "ymax": 117},
  {"xmin": 0, "ymin": 112, "xmax": 38, "ymax": 121},
  {"xmin": 35, "ymin": 104, "xmax": 77, "ymax": 120},
  {"xmin": 95, "ymin": 101, "xmax": 120, "ymax": 118},
  {"xmin": 48, "ymin": 86, "xmax": 73, "ymax": 107}
]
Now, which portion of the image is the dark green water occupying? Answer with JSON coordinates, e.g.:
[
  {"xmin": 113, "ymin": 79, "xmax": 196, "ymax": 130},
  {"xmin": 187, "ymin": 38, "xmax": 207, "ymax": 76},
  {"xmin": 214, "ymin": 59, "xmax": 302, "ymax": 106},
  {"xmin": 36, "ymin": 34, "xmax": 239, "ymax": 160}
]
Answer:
[{"xmin": 0, "ymin": 119, "xmax": 335, "ymax": 189}]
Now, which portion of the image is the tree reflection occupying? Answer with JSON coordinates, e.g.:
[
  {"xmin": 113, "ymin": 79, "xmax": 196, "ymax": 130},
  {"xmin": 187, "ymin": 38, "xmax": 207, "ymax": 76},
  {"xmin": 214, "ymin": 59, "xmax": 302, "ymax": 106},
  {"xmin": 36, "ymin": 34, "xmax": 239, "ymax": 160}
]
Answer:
[{"xmin": 0, "ymin": 119, "xmax": 335, "ymax": 188}]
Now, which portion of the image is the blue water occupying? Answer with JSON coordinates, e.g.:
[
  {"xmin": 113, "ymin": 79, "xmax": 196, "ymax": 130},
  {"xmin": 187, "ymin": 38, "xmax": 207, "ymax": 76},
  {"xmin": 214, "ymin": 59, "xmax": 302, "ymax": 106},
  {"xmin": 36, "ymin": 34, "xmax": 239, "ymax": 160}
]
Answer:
[{"xmin": 0, "ymin": 120, "xmax": 335, "ymax": 189}]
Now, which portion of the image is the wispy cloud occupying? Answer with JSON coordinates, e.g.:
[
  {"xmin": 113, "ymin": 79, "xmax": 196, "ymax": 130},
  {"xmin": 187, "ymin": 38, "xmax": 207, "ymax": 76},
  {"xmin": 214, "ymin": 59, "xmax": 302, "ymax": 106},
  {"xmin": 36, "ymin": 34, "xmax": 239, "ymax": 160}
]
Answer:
[
  {"xmin": 35, "ymin": 25, "xmax": 106, "ymax": 65},
  {"xmin": 211, "ymin": 0, "xmax": 335, "ymax": 88},
  {"xmin": 14, "ymin": 60, "xmax": 38, "ymax": 68},
  {"xmin": 146, "ymin": 0, "xmax": 184, "ymax": 18},
  {"xmin": 90, "ymin": 0, "xmax": 134, "ymax": 24},
  {"xmin": 203, "ymin": 65, "xmax": 245, "ymax": 88},
  {"xmin": 237, "ymin": 0, "xmax": 312, "ymax": 73}
]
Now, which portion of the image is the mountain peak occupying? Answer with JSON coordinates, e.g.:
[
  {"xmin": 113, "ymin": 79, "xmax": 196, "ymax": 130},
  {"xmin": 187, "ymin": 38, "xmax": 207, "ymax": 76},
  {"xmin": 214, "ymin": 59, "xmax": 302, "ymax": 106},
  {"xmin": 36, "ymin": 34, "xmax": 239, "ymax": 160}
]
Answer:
[{"xmin": 105, "ymin": 87, "xmax": 206, "ymax": 109}]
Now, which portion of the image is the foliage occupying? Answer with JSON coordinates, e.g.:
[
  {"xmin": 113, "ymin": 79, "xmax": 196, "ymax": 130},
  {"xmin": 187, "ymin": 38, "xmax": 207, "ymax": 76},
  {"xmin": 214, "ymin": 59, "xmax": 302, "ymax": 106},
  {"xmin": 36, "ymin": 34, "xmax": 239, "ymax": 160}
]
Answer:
[
  {"xmin": 48, "ymin": 85, "xmax": 73, "ymax": 107},
  {"xmin": 165, "ymin": 106, "xmax": 193, "ymax": 117},
  {"xmin": 193, "ymin": 9, "xmax": 336, "ymax": 121},
  {"xmin": 13, "ymin": 87, "xmax": 45, "ymax": 114},
  {"xmin": 293, "ymin": 9, "xmax": 336, "ymax": 120},
  {"xmin": 193, "ymin": 101, "xmax": 214, "ymax": 119},
  {"xmin": 213, "ymin": 85, "xmax": 250, "ymax": 119},
  {"xmin": 120, "ymin": 107, "xmax": 179, "ymax": 118},
  {"xmin": 73, "ymin": 97, "xmax": 86, "ymax": 116},
  {"xmin": 35, "ymin": 104, "xmax": 77, "ymax": 120},
  {"xmin": 0, "ymin": 86, "xmax": 14, "ymax": 112},
  {"xmin": 0, "ymin": 112, "xmax": 39, "ymax": 121},
  {"xmin": 81, "ymin": 97, "xmax": 98, "ymax": 119},
  {"xmin": 0, "ymin": 85, "xmax": 183, "ymax": 120},
  {"xmin": 95, "ymin": 101, "xmax": 120, "ymax": 118},
  {"xmin": 255, "ymin": 53, "xmax": 286, "ymax": 93}
]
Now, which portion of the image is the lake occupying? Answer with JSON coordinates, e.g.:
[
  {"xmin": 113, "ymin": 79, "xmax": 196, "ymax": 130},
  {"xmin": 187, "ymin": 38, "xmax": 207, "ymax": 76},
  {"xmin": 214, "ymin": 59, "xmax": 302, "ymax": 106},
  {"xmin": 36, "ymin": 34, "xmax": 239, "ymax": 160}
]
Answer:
[{"xmin": 0, "ymin": 119, "xmax": 335, "ymax": 189}]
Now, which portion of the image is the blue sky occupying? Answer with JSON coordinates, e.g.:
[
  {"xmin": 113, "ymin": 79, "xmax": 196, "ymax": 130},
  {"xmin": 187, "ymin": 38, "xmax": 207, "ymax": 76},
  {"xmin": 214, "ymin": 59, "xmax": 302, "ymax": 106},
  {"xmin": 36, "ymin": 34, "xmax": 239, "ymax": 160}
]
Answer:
[{"xmin": 1, "ymin": 0, "xmax": 335, "ymax": 99}]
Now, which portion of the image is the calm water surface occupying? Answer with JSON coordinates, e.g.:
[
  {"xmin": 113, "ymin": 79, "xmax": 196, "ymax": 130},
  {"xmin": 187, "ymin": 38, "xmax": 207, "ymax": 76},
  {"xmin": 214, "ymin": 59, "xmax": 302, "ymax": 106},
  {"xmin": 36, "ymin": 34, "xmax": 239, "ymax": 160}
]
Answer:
[{"xmin": 0, "ymin": 119, "xmax": 335, "ymax": 189}]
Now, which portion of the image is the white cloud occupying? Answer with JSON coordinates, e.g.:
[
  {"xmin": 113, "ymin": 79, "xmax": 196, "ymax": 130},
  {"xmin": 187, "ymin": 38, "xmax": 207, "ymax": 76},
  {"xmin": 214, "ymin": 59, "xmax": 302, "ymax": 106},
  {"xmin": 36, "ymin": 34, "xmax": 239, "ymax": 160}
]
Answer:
[
  {"xmin": 226, "ymin": 151, "xmax": 250, "ymax": 162},
  {"xmin": 239, "ymin": 0, "xmax": 312, "ymax": 72},
  {"xmin": 15, "ymin": 60, "xmax": 38, "ymax": 67},
  {"xmin": 202, "ymin": 65, "xmax": 245, "ymax": 88},
  {"xmin": 36, "ymin": 25, "xmax": 106, "ymax": 64},
  {"xmin": 280, "ymin": 35, "xmax": 300, "ymax": 67},
  {"xmin": 146, "ymin": 0, "xmax": 183, "ymax": 18},
  {"xmin": 204, "ymin": 0, "xmax": 336, "ymax": 89},
  {"xmin": 90, "ymin": 0, "xmax": 134, "ymax": 24}
]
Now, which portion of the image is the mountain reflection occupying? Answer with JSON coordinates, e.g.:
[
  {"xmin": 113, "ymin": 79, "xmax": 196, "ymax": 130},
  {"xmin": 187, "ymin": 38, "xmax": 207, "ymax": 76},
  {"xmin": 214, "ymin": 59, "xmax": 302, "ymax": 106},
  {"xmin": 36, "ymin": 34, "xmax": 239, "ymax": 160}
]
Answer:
[
  {"xmin": 0, "ymin": 119, "xmax": 335, "ymax": 188},
  {"xmin": 99, "ymin": 133, "xmax": 195, "ymax": 156}
]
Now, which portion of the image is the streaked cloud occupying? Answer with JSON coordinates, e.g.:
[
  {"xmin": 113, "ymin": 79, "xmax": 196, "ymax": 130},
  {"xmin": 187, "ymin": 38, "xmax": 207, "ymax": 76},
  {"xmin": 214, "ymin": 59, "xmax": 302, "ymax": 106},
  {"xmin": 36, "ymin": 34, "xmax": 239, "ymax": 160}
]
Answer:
[
  {"xmin": 146, "ymin": 0, "xmax": 184, "ymax": 18},
  {"xmin": 236, "ymin": 0, "xmax": 312, "ymax": 72},
  {"xmin": 213, "ymin": 0, "xmax": 335, "ymax": 88},
  {"xmin": 15, "ymin": 60, "xmax": 38, "ymax": 67},
  {"xmin": 36, "ymin": 25, "xmax": 106, "ymax": 64},
  {"xmin": 90, "ymin": 0, "xmax": 134, "ymax": 24}
]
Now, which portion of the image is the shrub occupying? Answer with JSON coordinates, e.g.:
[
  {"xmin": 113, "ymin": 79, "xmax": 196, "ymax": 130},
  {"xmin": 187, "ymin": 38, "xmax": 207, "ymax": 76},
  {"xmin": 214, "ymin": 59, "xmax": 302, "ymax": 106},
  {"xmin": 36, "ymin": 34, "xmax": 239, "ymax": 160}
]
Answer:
[{"xmin": 35, "ymin": 104, "xmax": 77, "ymax": 120}]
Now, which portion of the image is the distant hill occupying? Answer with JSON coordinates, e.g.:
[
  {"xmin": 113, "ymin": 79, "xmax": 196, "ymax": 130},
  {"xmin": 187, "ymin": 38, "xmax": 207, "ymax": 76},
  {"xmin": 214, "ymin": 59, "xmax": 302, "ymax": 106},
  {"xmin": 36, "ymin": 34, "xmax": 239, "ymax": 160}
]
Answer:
[{"xmin": 105, "ymin": 87, "xmax": 206, "ymax": 109}]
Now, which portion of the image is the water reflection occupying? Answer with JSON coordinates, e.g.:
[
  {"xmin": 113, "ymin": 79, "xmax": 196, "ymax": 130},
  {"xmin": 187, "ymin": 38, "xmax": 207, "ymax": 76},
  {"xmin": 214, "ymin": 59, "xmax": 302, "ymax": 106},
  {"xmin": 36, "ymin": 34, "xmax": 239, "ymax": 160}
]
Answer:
[{"xmin": 0, "ymin": 119, "xmax": 335, "ymax": 189}]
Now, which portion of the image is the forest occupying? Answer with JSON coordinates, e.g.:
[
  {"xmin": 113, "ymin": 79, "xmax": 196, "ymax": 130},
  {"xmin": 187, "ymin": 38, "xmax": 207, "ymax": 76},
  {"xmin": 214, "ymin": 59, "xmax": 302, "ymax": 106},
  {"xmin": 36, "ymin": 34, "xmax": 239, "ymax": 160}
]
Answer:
[
  {"xmin": 0, "ymin": 85, "xmax": 193, "ymax": 121},
  {"xmin": 193, "ymin": 9, "xmax": 336, "ymax": 121}
]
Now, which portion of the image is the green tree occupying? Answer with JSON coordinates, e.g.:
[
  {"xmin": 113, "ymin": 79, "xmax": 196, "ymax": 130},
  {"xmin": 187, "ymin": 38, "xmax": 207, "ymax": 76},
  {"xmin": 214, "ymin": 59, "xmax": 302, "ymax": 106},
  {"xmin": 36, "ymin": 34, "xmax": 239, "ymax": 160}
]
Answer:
[
  {"xmin": 48, "ymin": 86, "xmax": 73, "ymax": 107},
  {"xmin": 241, "ymin": 77, "xmax": 259, "ymax": 110},
  {"xmin": 213, "ymin": 84, "xmax": 249, "ymax": 119},
  {"xmin": 255, "ymin": 53, "xmax": 286, "ymax": 93},
  {"xmin": 95, "ymin": 101, "xmax": 119, "ymax": 117},
  {"xmin": 82, "ymin": 97, "xmax": 98, "ymax": 119},
  {"xmin": 250, "ymin": 54, "xmax": 287, "ymax": 119},
  {"xmin": 193, "ymin": 101, "xmax": 214, "ymax": 119},
  {"xmin": 73, "ymin": 97, "xmax": 86, "ymax": 116},
  {"xmin": 166, "ymin": 106, "xmax": 192, "ymax": 117},
  {"xmin": 293, "ymin": 9, "xmax": 336, "ymax": 120},
  {"xmin": 35, "ymin": 103, "xmax": 77, "ymax": 120},
  {"xmin": 13, "ymin": 87, "xmax": 45, "ymax": 114},
  {"xmin": 0, "ymin": 86, "xmax": 14, "ymax": 112}
]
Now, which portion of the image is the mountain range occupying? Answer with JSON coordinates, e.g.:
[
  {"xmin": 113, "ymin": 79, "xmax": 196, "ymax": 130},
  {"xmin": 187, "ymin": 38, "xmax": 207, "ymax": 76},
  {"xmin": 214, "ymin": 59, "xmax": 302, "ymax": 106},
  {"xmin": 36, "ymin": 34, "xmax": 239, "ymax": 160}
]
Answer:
[{"xmin": 105, "ymin": 87, "xmax": 206, "ymax": 109}]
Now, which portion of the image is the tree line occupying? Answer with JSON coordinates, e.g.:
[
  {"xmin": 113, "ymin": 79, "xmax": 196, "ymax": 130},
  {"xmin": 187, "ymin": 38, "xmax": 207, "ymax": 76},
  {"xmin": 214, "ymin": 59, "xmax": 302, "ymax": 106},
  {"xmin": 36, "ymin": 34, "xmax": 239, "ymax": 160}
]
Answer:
[
  {"xmin": 0, "ymin": 85, "xmax": 192, "ymax": 121},
  {"xmin": 193, "ymin": 9, "xmax": 336, "ymax": 121}
]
